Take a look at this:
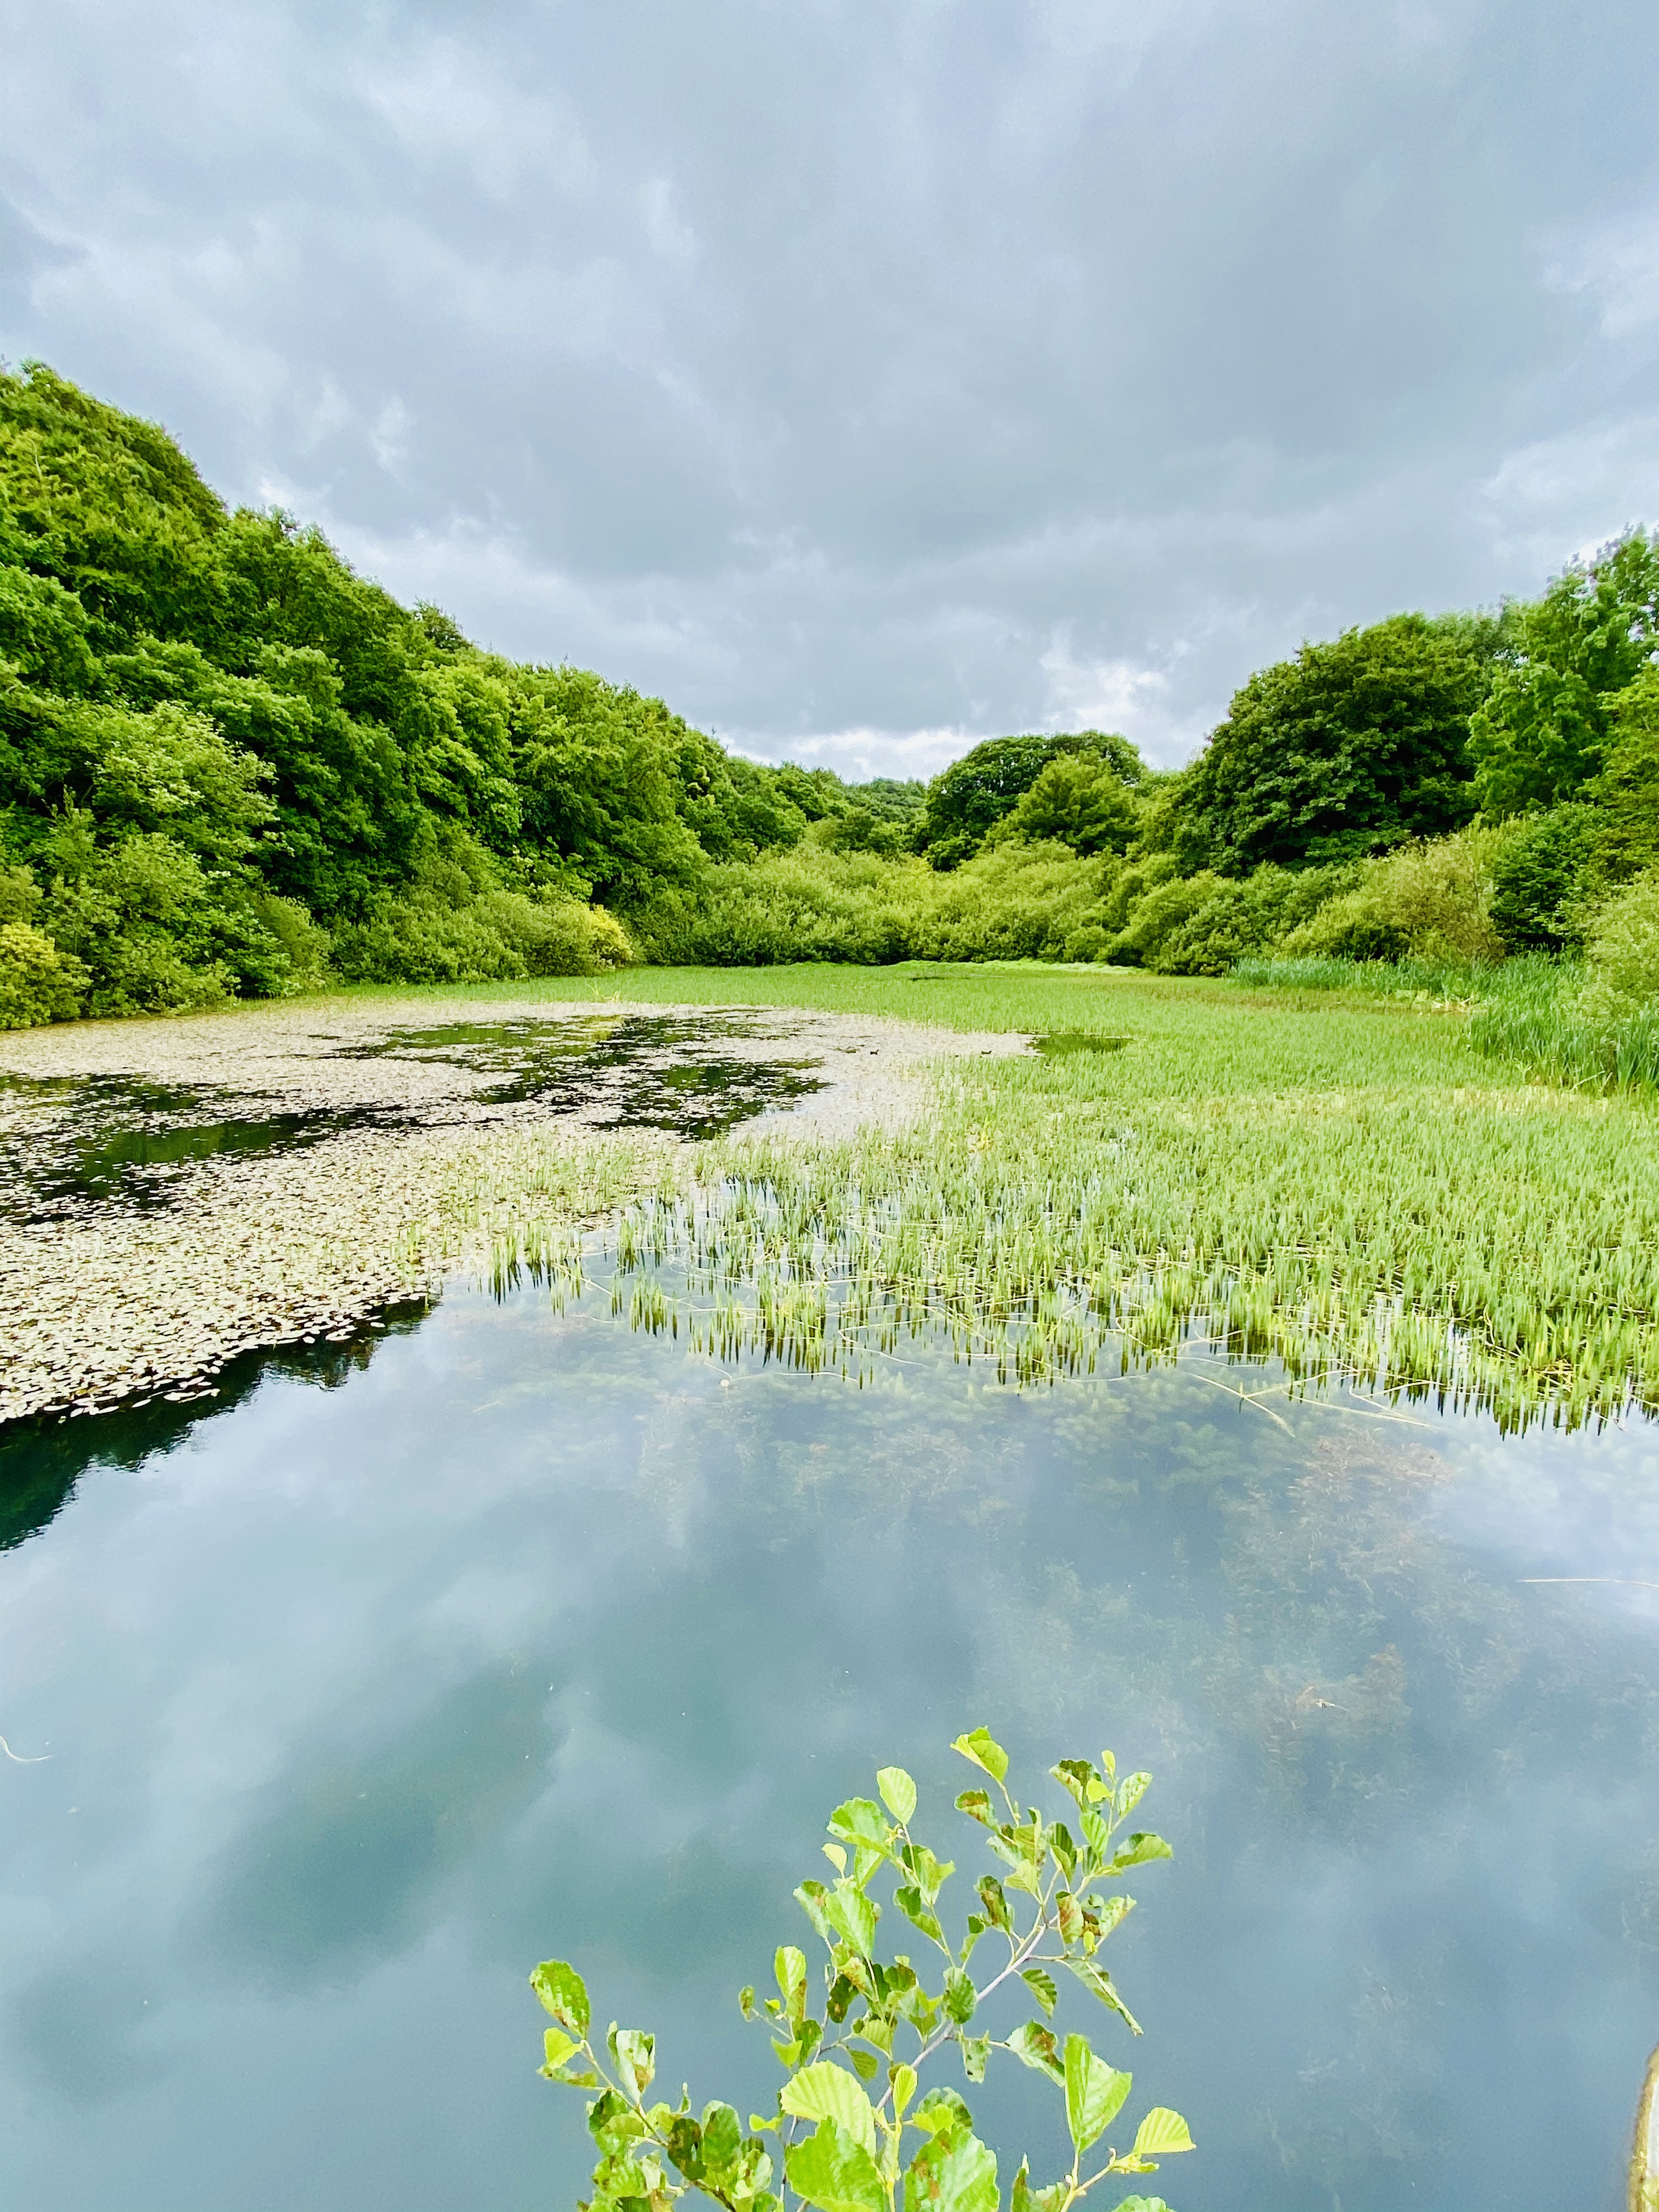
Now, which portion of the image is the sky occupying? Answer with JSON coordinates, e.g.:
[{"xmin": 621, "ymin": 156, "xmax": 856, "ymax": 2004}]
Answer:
[{"xmin": 4, "ymin": 0, "xmax": 1659, "ymax": 782}]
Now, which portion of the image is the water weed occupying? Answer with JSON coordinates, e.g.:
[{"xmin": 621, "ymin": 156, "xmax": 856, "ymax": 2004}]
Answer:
[{"xmin": 472, "ymin": 964, "xmax": 1659, "ymax": 1432}]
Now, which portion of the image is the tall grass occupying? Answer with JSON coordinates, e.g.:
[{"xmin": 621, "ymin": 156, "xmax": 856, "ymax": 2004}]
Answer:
[
  {"xmin": 1468, "ymin": 959, "xmax": 1659, "ymax": 1092},
  {"xmin": 446, "ymin": 963, "xmax": 1659, "ymax": 1434}
]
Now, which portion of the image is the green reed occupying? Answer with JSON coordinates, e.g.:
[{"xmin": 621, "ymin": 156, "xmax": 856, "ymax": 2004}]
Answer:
[{"xmin": 431, "ymin": 964, "xmax": 1659, "ymax": 1431}]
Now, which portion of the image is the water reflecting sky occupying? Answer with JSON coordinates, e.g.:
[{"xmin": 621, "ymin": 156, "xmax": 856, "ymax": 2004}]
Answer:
[{"xmin": 4, "ymin": 1285, "xmax": 1659, "ymax": 2212}]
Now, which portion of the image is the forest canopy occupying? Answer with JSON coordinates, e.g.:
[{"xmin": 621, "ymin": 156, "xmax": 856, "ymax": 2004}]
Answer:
[{"xmin": 2, "ymin": 360, "xmax": 1657, "ymax": 1030}]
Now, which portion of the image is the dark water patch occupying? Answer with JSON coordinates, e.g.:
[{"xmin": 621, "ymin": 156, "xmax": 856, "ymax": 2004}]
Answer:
[
  {"xmin": 0, "ymin": 1072, "xmax": 401, "ymax": 1224},
  {"xmin": 1035, "ymin": 1030, "xmax": 1130, "ymax": 1056},
  {"xmin": 334, "ymin": 1011, "xmax": 824, "ymax": 1137},
  {"xmin": 0, "ymin": 1299, "xmax": 432, "ymax": 1553}
]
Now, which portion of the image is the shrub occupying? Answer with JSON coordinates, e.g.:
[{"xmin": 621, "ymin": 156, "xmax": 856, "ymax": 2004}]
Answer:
[
  {"xmin": 1280, "ymin": 827, "xmax": 1505, "ymax": 963},
  {"xmin": 0, "ymin": 919, "xmax": 86, "ymax": 1029},
  {"xmin": 531, "ymin": 1733, "xmax": 1194, "ymax": 2212},
  {"xmin": 1487, "ymin": 805, "xmax": 1604, "ymax": 953},
  {"xmin": 1581, "ymin": 868, "xmax": 1659, "ymax": 1018},
  {"xmin": 631, "ymin": 842, "xmax": 1114, "ymax": 967},
  {"xmin": 335, "ymin": 886, "xmax": 633, "ymax": 984},
  {"xmin": 1149, "ymin": 863, "xmax": 1355, "ymax": 977},
  {"xmin": 1109, "ymin": 872, "xmax": 1221, "ymax": 968}
]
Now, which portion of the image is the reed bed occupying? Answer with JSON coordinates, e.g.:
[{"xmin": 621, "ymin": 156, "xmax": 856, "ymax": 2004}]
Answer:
[{"xmin": 461, "ymin": 965, "xmax": 1659, "ymax": 1432}]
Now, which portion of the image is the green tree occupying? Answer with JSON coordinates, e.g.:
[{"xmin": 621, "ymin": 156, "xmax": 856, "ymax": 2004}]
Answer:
[
  {"xmin": 533, "ymin": 1733, "xmax": 1192, "ymax": 2212},
  {"xmin": 998, "ymin": 755, "xmax": 1138, "ymax": 857},
  {"xmin": 919, "ymin": 735, "xmax": 1143, "ymax": 870},
  {"xmin": 1185, "ymin": 615, "xmax": 1486, "ymax": 873},
  {"xmin": 1470, "ymin": 533, "xmax": 1659, "ymax": 815}
]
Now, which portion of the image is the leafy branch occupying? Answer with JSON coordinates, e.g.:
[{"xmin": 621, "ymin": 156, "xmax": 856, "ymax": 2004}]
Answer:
[{"xmin": 532, "ymin": 1731, "xmax": 1194, "ymax": 2212}]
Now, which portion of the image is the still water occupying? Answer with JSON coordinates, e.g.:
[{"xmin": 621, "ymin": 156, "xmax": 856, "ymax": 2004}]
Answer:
[{"xmin": 4, "ymin": 1284, "xmax": 1659, "ymax": 2211}]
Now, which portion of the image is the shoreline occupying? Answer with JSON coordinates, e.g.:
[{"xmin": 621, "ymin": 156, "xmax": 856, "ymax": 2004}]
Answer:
[{"xmin": 0, "ymin": 995, "xmax": 1026, "ymax": 1426}]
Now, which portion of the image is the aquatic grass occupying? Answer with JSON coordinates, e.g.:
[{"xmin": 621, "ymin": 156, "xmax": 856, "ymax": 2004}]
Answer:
[
  {"xmin": 1468, "ymin": 958, "xmax": 1659, "ymax": 1094},
  {"xmin": 1228, "ymin": 952, "xmax": 1503, "ymax": 999},
  {"xmin": 454, "ymin": 964, "xmax": 1659, "ymax": 1431}
]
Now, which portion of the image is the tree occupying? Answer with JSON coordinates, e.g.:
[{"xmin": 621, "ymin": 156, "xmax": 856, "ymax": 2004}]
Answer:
[
  {"xmin": 918, "ymin": 735, "xmax": 1144, "ymax": 870},
  {"xmin": 1470, "ymin": 533, "xmax": 1659, "ymax": 816},
  {"xmin": 533, "ymin": 1732, "xmax": 1192, "ymax": 2212},
  {"xmin": 998, "ymin": 755, "xmax": 1138, "ymax": 857},
  {"xmin": 1185, "ymin": 614, "xmax": 1487, "ymax": 873}
]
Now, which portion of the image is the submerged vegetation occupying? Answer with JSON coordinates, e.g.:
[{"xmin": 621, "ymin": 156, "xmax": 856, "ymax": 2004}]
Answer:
[
  {"xmin": 532, "ymin": 1731, "xmax": 1191, "ymax": 2212},
  {"xmin": 439, "ymin": 961, "xmax": 1659, "ymax": 1435}
]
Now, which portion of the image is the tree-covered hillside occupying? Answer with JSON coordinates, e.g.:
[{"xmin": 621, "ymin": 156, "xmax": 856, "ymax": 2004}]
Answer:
[
  {"xmin": 0, "ymin": 363, "xmax": 920, "ymax": 1020},
  {"xmin": 3, "ymin": 362, "xmax": 1657, "ymax": 1035}
]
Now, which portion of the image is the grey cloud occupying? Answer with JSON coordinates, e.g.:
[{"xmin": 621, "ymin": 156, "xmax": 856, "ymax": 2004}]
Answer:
[{"xmin": 4, "ymin": 0, "xmax": 1658, "ymax": 774}]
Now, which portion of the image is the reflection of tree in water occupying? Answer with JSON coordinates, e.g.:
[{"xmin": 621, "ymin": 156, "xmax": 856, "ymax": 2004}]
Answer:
[{"xmin": 0, "ymin": 1301, "xmax": 432, "ymax": 1553}]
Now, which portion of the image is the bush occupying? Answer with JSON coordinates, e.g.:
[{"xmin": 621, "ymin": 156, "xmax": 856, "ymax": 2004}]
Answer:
[
  {"xmin": 1280, "ymin": 827, "xmax": 1504, "ymax": 963},
  {"xmin": 0, "ymin": 919, "xmax": 86, "ymax": 1028},
  {"xmin": 335, "ymin": 887, "xmax": 633, "ymax": 984},
  {"xmin": 1149, "ymin": 862, "xmax": 1355, "ymax": 976},
  {"xmin": 1581, "ymin": 868, "xmax": 1659, "ymax": 1017},
  {"xmin": 1487, "ymin": 805, "xmax": 1604, "ymax": 953},
  {"xmin": 1109, "ymin": 872, "xmax": 1221, "ymax": 968}
]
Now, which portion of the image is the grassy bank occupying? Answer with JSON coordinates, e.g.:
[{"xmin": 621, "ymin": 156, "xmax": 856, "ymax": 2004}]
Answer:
[{"xmin": 409, "ymin": 961, "xmax": 1659, "ymax": 1433}]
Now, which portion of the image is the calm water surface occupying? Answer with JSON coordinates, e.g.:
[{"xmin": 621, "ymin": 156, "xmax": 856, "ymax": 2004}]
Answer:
[{"xmin": 4, "ymin": 1287, "xmax": 1659, "ymax": 2211}]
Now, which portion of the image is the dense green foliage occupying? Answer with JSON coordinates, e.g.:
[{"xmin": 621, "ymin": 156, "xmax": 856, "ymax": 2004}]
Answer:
[
  {"xmin": 3, "ymin": 364, "xmax": 1656, "ymax": 1076},
  {"xmin": 533, "ymin": 1735, "xmax": 1190, "ymax": 2212},
  {"xmin": 0, "ymin": 365, "xmax": 915, "ymax": 1019},
  {"xmin": 1181, "ymin": 614, "xmax": 1492, "ymax": 871}
]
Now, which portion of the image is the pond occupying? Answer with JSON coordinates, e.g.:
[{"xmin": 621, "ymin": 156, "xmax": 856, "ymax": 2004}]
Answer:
[{"xmin": 4, "ymin": 1279, "xmax": 1658, "ymax": 2211}]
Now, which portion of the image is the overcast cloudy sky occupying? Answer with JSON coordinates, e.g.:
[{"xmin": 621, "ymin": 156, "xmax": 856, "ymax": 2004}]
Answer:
[{"xmin": 4, "ymin": 1, "xmax": 1658, "ymax": 778}]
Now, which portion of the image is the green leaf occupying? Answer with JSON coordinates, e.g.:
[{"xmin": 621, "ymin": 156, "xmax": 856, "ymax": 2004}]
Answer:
[
  {"xmin": 1131, "ymin": 2109, "xmax": 1194, "ymax": 2159},
  {"xmin": 913, "ymin": 2087, "xmax": 974, "ymax": 2133},
  {"xmin": 849, "ymin": 2047, "xmax": 879, "ymax": 2083},
  {"xmin": 825, "ymin": 1884, "xmax": 878, "ymax": 1957},
  {"xmin": 943, "ymin": 1969, "xmax": 976, "ymax": 2025},
  {"xmin": 1090, "ymin": 1895, "xmax": 1135, "ymax": 1944},
  {"xmin": 1114, "ymin": 1773, "xmax": 1152, "ymax": 1821},
  {"xmin": 1063, "ymin": 2035, "xmax": 1132, "ymax": 2154},
  {"xmin": 785, "ymin": 2118, "xmax": 887, "ymax": 2212},
  {"xmin": 830, "ymin": 1798, "xmax": 891, "ymax": 1850},
  {"xmin": 890, "ymin": 2063, "xmax": 917, "ymax": 2120},
  {"xmin": 1107, "ymin": 1833, "xmax": 1172, "ymax": 1874},
  {"xmin": 951, "ymin": 1729, "xmax": 1009, "ymax": 1786},
  {"xmin": 895, "ymin": 1886, "xmax": 945, "ymax": 1944},
  {"xmin": 664, "ymin": 2114, "xmax": 704, "ymax": 2181},
  {"xmin": 1005, "ymin": 2022, "xmax": 1063, "ymax": 2081},
  {"xmin": 960, "ymin": 2034, "xmax": 989, "ymax": 2083},
  {"xmin": 1064, "ymin": 1957, "xmax": 1143, "ymax": 2035},
  {"xmin": 701, "ymin": 2103, "xmax": 744, "ymax": 2172},
  {"xmin": 588, "ymin": 2089, "xmax": 646, "ymax": 2149},
  {"xmin": 975, "ymin": 1876, "xmax": 1010, "ymax": 1931},
  {"xmin": 878, "ymin": 1767, "xmax": 918, "ymax": 1824},
  {"xmin": 539, "ymin": 2022, "xmax": 601, "ymax": 2086},
  {"xmin": 1049, "ymin": 1759, "xmax": 1098, "ymax": 1812},
  {"xmin": 955, "ymin": 1789, "xmax": 995, "ymax": 1827},
  {"xmin": 1110, "ymin": 2200, "xmax": 1172, "ymax": 2212},
  {"xmin": 531, "ymin": 1959, "xmax": 590, "ymax": 2036},
  {"xmin": 902, "ymin": 2124, "xmax": 998, "ymax": 2212},
  {"xmin": 776, "ymin": 1946, "xmax": 808, "ymax": 2024},
  {"xmin": 795, "ymin": 1881, "xmax": 834, "ymax": 1945},
  {"xmin": 781, "ymin": 2063, "xmax": 879, "ymax": 2157},
  {"xmin": 1020, "ymin": 1967, "xmax": 1057, "ymax": 2018},
  {"xmin": 608, "ymin": 2026, "xmax": 656, "ymax": 2102}
]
